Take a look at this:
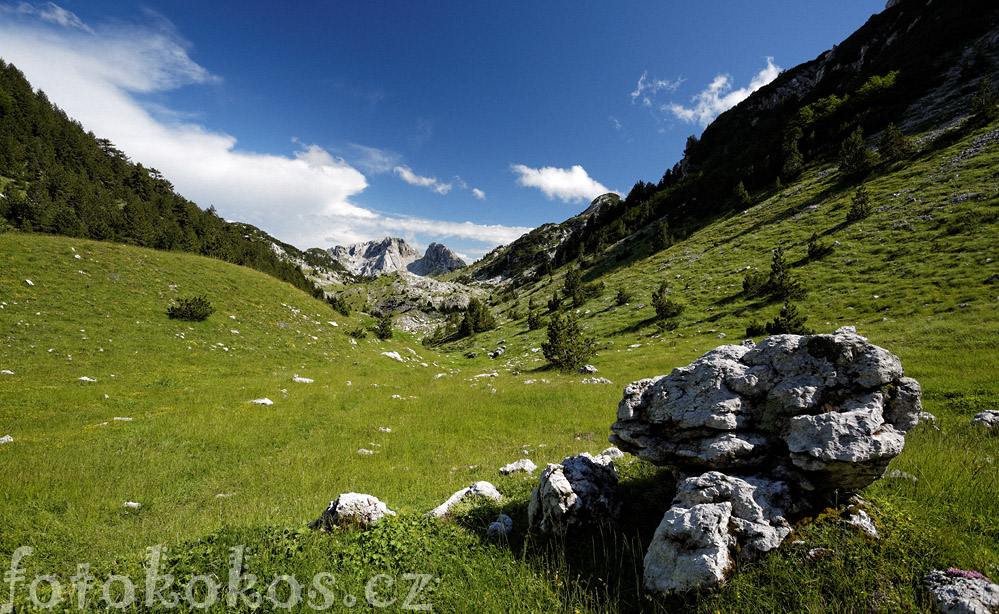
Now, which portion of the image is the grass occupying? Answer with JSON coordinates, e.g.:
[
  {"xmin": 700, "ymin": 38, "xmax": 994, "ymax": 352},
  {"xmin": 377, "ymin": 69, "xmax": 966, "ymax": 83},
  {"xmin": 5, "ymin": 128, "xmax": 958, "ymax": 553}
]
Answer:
[{"xmin": 1, "ymin": 121, "xmax": 998, "ymax": 612}]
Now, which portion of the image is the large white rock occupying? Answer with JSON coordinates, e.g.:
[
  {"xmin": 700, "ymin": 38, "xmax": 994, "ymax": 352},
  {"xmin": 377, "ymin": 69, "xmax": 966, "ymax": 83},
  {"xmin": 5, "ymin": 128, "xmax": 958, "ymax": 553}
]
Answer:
[
  {"xmin": 924, "ymin": 569, "xmax": 999, "ymax": 614},
  {"xmin": 310, "ymin": 493, "xmax": 395, "ymax": 530},
  {"xmin": 610, "ymin": 329, "xmax": 927, "ymax": 490},
  {"xmin": 527, "ymin": 453, "xmax": 619, "ymax": 535},
  {"xmin": 425, "ymin": 481, "xmax": 502, "ymax": 518}
]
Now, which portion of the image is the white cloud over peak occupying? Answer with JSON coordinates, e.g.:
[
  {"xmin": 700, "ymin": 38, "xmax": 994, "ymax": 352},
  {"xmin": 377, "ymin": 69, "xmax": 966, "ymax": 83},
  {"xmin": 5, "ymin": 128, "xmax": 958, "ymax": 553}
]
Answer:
[
  {"xmin": 0, "ymin": 3, "xmax": 528, "ymax": 252},
  {"xmin": 665, "ymin": 57, "xmax": 781, "ymax": 127},
  {"xmin": 511, "ymin": 164, "xmax": 610, "ymax": 203}
]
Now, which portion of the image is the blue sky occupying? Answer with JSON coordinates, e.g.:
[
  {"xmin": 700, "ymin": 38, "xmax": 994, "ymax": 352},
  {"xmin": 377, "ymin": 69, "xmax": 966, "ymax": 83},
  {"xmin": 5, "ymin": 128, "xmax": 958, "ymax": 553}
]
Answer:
[{"xmin": 0, "ymin": 0, "xmax": 885, "ymax": 260}]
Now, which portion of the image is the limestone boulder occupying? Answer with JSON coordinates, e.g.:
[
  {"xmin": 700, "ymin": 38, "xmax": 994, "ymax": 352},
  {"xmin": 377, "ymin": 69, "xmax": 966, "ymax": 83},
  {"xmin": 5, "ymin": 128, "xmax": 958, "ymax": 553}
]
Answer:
[
  {"xmin": 425, "ymin": 481, "xmax": 502, "ymax": 518},
  {"xmin": 924, "ymin": 569, "xmax": 999, "ymax": 614},
  {"xmin": 310, "ymin": 493, "xmax": 395, "ymax": 530},
  {"xmin": 527, "ymin": 453, "xmax": 619, "ymax": 534}
]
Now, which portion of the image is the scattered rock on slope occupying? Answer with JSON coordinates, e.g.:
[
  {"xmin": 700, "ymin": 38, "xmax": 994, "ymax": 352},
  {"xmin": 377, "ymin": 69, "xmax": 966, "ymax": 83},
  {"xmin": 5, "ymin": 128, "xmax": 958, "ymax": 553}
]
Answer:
[
  {"xmin": 426, "ymin": 481, "xmax": 502, "ymax": 518},
  {"xmin": 924, "ymin": 569, "xmax": 999, "ymax": 614},
  {"xmin": 310, "ymin": 493, "xmax": 396, "ymax": 530}
]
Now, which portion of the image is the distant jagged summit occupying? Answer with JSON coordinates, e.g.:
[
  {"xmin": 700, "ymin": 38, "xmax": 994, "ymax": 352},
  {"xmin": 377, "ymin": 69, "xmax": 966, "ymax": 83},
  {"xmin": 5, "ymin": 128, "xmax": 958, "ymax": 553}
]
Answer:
[{"xmin": 327, "ymin": 237, "xmax": 466, "ymax": 277}]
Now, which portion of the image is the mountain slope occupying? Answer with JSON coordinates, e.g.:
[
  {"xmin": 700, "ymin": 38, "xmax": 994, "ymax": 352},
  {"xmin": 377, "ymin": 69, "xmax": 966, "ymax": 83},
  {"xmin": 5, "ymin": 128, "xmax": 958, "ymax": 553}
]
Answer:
[{"xmin": 329, "ymin": 236, "xmax": 466, "ymax": 277}]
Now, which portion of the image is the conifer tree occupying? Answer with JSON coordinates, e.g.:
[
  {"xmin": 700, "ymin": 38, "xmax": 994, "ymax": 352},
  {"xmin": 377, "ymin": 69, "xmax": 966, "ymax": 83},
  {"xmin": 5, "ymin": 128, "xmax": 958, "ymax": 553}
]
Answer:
[{"xmin": 542, "ymin": 309, "xmax": 595, "ymax": 372}]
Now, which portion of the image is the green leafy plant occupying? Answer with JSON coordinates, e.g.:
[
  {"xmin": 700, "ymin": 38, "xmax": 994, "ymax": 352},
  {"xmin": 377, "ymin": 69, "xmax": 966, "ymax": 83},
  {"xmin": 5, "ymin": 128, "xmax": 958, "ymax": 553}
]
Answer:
[{"xmin": 166, "ymin": 295, "xmax": 215, "ymax": 321}]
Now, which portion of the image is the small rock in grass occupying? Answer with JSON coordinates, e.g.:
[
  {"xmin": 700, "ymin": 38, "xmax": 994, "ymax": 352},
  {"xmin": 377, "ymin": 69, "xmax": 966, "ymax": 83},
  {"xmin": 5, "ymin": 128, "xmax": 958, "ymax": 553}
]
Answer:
[
  {"xmin": 249, "ymin": 398, "xmax": 273, "ymax": 405},
  {"xmin": 377, "ymin": 427, "xmax": 392, "ymax": 433},
  {"xmin": 293, "ymin": 376, "xmax": 314, "ymax": 383},
  {"xmin": 1, "ymin": 370, "xmax": 13, "ymax": 375},
  {"xmin": 599, "ymin": 446, "xmax": 625, "ymax": 459},
  {"xmin": 113, "ymin": 417, "xmax": 132, "ymax": 422},
  {"xmin": 885, "ymin": 469, "xmax": 917, "ymax": 483},
  {"xmin": 0, "ymin": 435, "xmax": 12, "ymax": 444},
  {"xmin": 358, "ymin": 448, "xmax": 375, "ymax": 455},
  {"xmin": 123, "ymin": 501, "xmax": 141, "ymax": 509},
  {"xmin": 972, "ymin": 410, "xmax": 999, "ymax": 429},
  {"xmin": 581, "ymin": 377, "xmax": 613, "ymax": 385},
  {"xmin": 487, "ymin": 514, "xmax": 514, "ymax": 538},
  {"xmin": 310, "ymin": 493, "xmax": 395, "ymax": 530},
  {"xmin": 78, "ymin": 376, "xmax": 97, "ymax": 382},
  {"xmin": 24, "ymin": 280, "xmax": 33, "ymax": 286},
  {"xmin": 500, "ymin": 459, "xmax": 537, "ymax": 475},
  {"xmin": 578, "ymin": 365, "xmax": 598, "ymax": 374},
  {"xmin": 381, "ymin": 351, "xmax": 404, "ymax": 362},
  {"xmin": 426, "ymin": 481, "xmax": 502, "ymax": 518}
]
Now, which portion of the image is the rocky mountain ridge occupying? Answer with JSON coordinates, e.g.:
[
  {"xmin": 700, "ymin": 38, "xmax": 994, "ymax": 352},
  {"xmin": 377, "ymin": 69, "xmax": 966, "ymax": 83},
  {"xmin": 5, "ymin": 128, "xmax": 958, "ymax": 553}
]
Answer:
[{"xmin": 328, "ymin": 237, "xmax": 466, "ymax": 278}]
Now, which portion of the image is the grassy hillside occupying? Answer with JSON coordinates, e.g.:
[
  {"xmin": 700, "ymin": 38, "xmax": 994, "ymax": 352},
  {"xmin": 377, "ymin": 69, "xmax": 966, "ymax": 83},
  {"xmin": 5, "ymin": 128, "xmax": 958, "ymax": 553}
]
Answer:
[{"xmin": 1, "ymin": 119, "xmax": 998, "ymax": 612}]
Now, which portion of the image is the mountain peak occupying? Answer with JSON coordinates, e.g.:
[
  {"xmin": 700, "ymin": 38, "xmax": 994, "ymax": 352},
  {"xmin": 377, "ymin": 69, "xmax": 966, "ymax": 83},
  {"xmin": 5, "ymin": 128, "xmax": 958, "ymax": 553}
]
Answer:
[{"xmin": 327, "ymin": 237, "xmax": 465, "ymax": 277}]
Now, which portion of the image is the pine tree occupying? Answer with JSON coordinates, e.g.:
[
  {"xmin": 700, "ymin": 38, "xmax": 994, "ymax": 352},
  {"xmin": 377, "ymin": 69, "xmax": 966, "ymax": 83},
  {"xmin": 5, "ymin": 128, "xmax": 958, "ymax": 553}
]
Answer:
[
  {"xmin": 651, "ymin": 221, "xmax": 672, "ymax": 252},
  {"xmin": 876, "ymin": 123, "xmax": 911, "ymax": 162},
  {"xmin": 733, "ymin": 181, "xmax": 752, "ymax": 210},
  {"xmin": 765, "ymin": 246, "xmax": 805, "ymax": 300},
  {"xmin": 838, "ymin": 127, "xmax": 877, "ymax": 179},
  {"xmin": 542, "ymin": 309, "xmax": 595, "ymax": 372},
  {"xmin": 846, "ymin": 184, "xmax": 873, "ymax": 222},
  {"xmin": 374, "ymin": 313, "xmax": 394, "ymax": 339},
  {"xmin": 970, "ymin": 76, "xmax": 999, "ymax": 126},
  {"xmin": 765, "ymin": 301, "xmax": 813, "ymax": 335},
  {"xmin": 651, "ymin": 282, "xmax": 685, "ymax": 320}
]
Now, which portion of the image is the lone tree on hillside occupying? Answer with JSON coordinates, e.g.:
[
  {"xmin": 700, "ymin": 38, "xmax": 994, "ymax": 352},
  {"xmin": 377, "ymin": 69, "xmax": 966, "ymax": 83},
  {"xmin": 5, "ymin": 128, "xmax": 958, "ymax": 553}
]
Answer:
[
  {"xmin": 765, "ymin": 246, "xmax": 805, "ymax": 300},
  {"xmin": 876, "ymin": 123, "xmax": 912, "ymax": 163},
  {"xmin": 374, "ymin": 313, "xmax": 394, "ymax": 339},
  {"xmin": 838, "ymin": 126, "xmax": 877, "ymax": 179},
  {"xmin": 542, "ymin": 309, "xmax": 595, "ymax": 372},
  {"xmin": 651, "ymin": 282, "xmax": 685, "ymax": 320},
  {"xmin": 846, "ymin": 184, "xmax": 873, "ymax": 222},
  {"xmin": 971, "ymin": 75, "xmax": 999, "ymax": 126}
]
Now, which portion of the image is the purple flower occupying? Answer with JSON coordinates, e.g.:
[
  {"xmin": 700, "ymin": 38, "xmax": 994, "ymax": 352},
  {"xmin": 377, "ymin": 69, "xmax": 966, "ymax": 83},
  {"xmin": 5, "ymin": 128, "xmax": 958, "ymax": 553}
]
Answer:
[{"xmin": 946, "ymin": 568, "xmax": 992, "ymax": 582}]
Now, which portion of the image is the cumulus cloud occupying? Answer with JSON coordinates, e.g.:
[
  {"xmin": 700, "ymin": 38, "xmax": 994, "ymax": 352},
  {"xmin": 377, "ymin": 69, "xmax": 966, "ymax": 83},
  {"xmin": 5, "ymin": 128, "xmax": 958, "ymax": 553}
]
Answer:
[
  {"xmin": 631, "ymin": 71, "xmax": 684, "ymax": 107},
  {"xmin": 665, "ymin": 57, "xmax": 781, "ymax": 127},
  {"xmin": 0, "ymin": 3, "xmax": 529, "ymax": 251},
  {"xmin": 511, "ymin": 164, "xmax": 610, "ymax": 203},
  {"xmin": 472, "ymin": 188, "xmax": 486, "ymax": 200}
]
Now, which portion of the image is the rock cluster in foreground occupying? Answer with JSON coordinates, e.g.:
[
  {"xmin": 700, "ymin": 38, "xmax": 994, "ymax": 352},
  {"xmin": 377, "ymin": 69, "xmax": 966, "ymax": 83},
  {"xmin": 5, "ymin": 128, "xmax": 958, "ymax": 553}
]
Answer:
[{"xmin": 609, "ymin": 328, "xmax": 929, "ymax": 593}]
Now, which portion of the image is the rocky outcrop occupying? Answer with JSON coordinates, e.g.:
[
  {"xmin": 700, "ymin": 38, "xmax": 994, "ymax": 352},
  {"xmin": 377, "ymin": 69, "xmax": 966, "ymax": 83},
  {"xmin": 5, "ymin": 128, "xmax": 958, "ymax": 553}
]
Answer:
[
  {"xmin": 328, "ymin": 237, "xmax": 465, "ymax": 278},
  {"xmin": 610, "ymin": 328, "xmax": 928, "ymax": 491},
  {"xmin": 527, "ymin": 453, "xmax": 619, "ymax": 535},
  {"xmin": 408, "ymin": 242, "xmax": 466, "ymax": 276},
  {"xmin": 499, "ymin": 459, "xmax": 537, "ymax": 475},
  {"xmin": 310, "ymin": 493, "xmax": 395, "ymax": 530},
  {"xmin": 924, "ymin": 569, "xmax": 999, "ymax": 614},
  {"xmin": 611, "ymin": 328, "xmax": 929, "ymax": 593},
  {"xmin": 329, "ymin": 237, "xmax": 421, "ymax": 277}
]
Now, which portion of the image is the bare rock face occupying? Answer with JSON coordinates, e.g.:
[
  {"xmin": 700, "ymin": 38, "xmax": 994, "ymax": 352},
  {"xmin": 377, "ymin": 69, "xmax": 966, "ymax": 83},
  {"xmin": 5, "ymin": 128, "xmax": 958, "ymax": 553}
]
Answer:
[
  {"xmin": 408, "ymin": 242, "xmax": 466, "ymax": 276},
  {"xmin": 612, "ymin": 328, "xmax": 928, "ymax": 593},
  {"xmin": 309, "ymin": 493, "xmax": 396, "ymax": 530},
  {"xmin": 610, "ymin": 328, "xmax": 927, "ymax": 491},
  {"xmin": 527, "ymin": 453, "xmax": 619, "ymax": 534}
]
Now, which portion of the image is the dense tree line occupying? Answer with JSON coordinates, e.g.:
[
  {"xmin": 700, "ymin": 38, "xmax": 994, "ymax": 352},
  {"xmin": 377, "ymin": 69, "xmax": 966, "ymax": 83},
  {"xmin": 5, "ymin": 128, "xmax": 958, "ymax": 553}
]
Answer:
[{"xmin": 0, "ymin": 60, "xmax": 322, "ymax": 298}]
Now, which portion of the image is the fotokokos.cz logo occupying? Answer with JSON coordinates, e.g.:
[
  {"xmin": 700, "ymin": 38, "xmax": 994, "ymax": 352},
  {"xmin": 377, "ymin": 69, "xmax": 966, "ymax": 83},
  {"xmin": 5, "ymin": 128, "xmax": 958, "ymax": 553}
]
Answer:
[{"xmin": 3, "ymin": 545, "xmax": 436, "ymax": 610}]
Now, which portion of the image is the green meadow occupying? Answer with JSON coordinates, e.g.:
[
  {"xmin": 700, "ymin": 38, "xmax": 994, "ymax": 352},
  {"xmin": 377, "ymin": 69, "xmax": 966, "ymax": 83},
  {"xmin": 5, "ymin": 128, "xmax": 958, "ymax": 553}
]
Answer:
[{"xmin": 1, "ymin": 121, "xmax": 998, "ymax": 612}]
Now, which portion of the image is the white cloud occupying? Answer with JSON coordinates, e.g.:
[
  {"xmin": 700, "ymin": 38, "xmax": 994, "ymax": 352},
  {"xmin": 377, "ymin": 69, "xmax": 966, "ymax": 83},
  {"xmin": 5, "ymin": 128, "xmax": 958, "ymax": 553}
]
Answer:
[
  {"xmin": 472, "ymin": 188, "xmax": 486, "ymax": 200},
  {"xmin": 394, "ymin": 165, "xmax": 454, "ymax": 195},
  {"xmin": 0, "ymin": 3, "xmax": 529, "ymax": 252},
  {"xmin": 665, "ymin": 57, "xmax": 781, "ymax": 127},
  {"xmin": 511, "ymin": 164, "xmax": 610, "ymax": 203},
  {"xmin": 630, "ymin": 71, "xmax": 683, "ymax": 107},
  {"xmin": 345, "ymin": 144, "xmax": 400, "ymax": 175}
]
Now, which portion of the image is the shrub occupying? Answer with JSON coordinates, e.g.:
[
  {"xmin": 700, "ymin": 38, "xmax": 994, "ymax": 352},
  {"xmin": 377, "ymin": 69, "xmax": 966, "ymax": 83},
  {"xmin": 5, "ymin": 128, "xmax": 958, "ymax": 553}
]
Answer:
[
  {"xmin": 345, "ymin": 326, "xmax": 368, "ymax": 339},
  {"xmin": 742, "ymin": 269, "xmax": 767, "ymax": 295},
  {"xmin": 651, "ymin": 282, "xmax": 685, "ymax": 320},
  {"xmin": 167, "ymin": 295, "xmax": 215, "ymax": 321},
  {"xmin": 651, "ymin": 221, "xmax": 672, "ymax": 253},
  {"xmin": 846, "ymin": 185, "xmax": 873, "ymax": 222},
  {"xmin": 764, "ymin": 301, "xmax": 813, "ymax": 335},
  {"xmin": 745, "ymin": 319, "xmax": 767, "ymax": 337},
  {"xmin": 615, "ymin": 287, "xmax": 634, "ymax": 305},
  {"xmin": 542, "ymin": 309, "xmax": 596, "ymax": 372},
  {"xmin": 527, "ymin": 310, "xmax": 545, "ymax": 331},
  {"xmin": 806, "ymin": 232, "xmax": 834, "ymax": 260},
  {"xmin": 373, "ymin": 313, "xmax": 393, "ymax": 340},
  {"xmin": 877, "ymin": 123, "xmax": 912, "ymax": 163},
  {"xmin": 970, "ymin": 75, "xmax": 999, "ymax": 127},
  {"xmin": 326, "ymin": 293, "xmax": 351, "ymax": 317}
]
